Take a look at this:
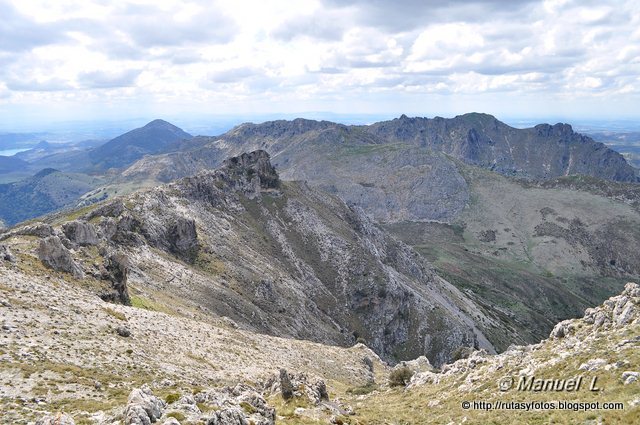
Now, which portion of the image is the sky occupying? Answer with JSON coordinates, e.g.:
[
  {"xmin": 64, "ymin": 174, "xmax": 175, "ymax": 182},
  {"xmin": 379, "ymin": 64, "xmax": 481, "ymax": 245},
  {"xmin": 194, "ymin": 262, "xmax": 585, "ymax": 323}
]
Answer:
[{"xmin": 0, "ymin": 0, "xmax": 639, "ymax": 130}]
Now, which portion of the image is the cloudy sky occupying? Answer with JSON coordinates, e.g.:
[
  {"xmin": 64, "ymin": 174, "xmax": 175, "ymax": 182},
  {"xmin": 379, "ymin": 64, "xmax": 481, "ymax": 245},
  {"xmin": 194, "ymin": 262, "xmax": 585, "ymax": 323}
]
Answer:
[{"xmin": 0, "ymin": 0, "xmax": 639, "ymax": 128}]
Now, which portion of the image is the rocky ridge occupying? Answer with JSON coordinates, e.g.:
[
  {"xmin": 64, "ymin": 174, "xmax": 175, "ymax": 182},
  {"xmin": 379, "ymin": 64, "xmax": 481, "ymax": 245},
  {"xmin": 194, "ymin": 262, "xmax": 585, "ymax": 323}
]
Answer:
[{"xmin": 0, "ymin": 150, "xmax": 500, "ymax": 367}]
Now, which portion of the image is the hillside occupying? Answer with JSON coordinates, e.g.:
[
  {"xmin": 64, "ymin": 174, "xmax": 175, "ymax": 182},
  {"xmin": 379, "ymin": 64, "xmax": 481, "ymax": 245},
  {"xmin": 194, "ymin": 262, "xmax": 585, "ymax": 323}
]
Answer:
[{"xmin": 0, "ymin": 168, "xmax": 101, "ymax": 226}]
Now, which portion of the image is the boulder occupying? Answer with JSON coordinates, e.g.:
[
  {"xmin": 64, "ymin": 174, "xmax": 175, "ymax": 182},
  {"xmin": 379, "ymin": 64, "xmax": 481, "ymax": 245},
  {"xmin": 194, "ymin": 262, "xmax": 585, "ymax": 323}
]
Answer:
[
  {"xmin": 62, "ymin": 220, "xmax": 99, "ymax": 246},
  {"xmin": 205, "ymin": 409, "xmax": 248, "ymax": 425},
  {"xmin": 37, "ymin": 236, "xmax": 84, "ymax": 279},
  {"xmin": 549, "ymin": 320, "xmax": 573, "ymax": 339},
  {"xmin": 622, "ymin": 371, "xmax": 639, "ymax": 385},
  {"xmin": 124, "ymin": 384, "xmax": 165, "ymax": 425},
  {"xmin": 116, "ymin": 326, "xmax": 131, "ymax": 337},
  {"xmin": 279, "ymin": 368, "xmax": 294, "ymax": 400},
  {"xmin": 16, "ymin": 222, "xmax": 54, "ymax": 238}
]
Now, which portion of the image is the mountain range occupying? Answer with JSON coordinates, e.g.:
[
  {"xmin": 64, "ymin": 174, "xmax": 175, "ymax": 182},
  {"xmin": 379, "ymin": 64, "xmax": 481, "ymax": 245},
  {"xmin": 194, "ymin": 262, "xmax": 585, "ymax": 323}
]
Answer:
[{"xmin": 0, "ymin": 147, "xmax": 638, "ymax": 424}]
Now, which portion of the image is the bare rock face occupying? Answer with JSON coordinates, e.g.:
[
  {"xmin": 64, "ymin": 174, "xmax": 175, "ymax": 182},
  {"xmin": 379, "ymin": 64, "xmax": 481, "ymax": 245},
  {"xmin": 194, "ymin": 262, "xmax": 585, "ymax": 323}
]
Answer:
[
  {"xmin": 62, "ymin": 220, "xmax": 99, "ymax": 246},
  {"xmin": 221, "ymin": 150, "xmax": 280, "ymax": 191},
  {"xmin": 167, "ymin": 217, "xmax": 199, "ymax": 263},
  {"xmin": 37, "ymin": 236, "xmax": 84, "ymax": 279},
  {"xmin": 36, "ymin": 413, "xmax": 75, "ymax": 425},
  {"xmin": 124, "ymin": 384, "xmax": 165, "ymax": 425},
  {"xmin": 99, "ymin": 252, "xmax": 131, "ymax": 305}
]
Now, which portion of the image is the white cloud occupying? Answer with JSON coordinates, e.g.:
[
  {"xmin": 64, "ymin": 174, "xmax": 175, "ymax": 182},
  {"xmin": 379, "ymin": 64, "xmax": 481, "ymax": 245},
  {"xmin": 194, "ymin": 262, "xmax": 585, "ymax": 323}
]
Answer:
[{"xmin": 0, "ymin": 0, "xmax": 639, "ymax": 123}]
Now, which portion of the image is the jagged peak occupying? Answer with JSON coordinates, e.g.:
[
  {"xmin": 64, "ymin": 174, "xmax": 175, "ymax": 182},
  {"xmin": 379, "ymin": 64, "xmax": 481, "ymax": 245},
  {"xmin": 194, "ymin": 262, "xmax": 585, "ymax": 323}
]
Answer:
[{"xmin": 221, "ymin": 150, "xmax": 280, "ymax": 189}]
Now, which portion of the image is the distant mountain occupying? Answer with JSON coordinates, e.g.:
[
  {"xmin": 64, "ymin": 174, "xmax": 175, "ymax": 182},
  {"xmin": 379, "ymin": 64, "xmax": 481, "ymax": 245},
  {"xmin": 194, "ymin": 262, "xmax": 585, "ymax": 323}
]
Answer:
[
  {"xmin": 89, "ymin": 119, "xmax": 193, "ymax": 170},
  {"xmin": 0, "ymin": 155, "xmax": 28, "ymax": 174},
  {"xmin": 0, "ymin": 168, "xmax": 101, "ymax": 225},
  {"xmin": 366, "ymin": 113, "xmax": 638, "ymax": 182}
]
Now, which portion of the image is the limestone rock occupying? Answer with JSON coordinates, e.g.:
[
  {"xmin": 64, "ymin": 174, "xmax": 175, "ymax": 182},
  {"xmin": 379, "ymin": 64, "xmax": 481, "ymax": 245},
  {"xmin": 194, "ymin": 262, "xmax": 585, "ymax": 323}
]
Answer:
[
  {"xmin": 62, "ymin": 220, "xmax": 99, "ymax": 246},
  {"xmin": 622, "ymin": 371, "xmax": 639, "ymax": 385},
  {"xmin": 194, "ymin": 384, "xmax": 275, "ymax": 425},
  {"xmin": 279, "ymin": 368, "xmax": 294, "ymax": 400},
  {"xmin": 124, "ymin": 384, "xmax": 165, "ymax": 425},
  {"xmin": 37, "ymin": 236, "xmax": 84, "ymax": 279},
  {"xmin": 408, "ymin": 371, "xmax": 441, "ymax": 388},
  {"xmin": 205, "ymin": 409, "xmax": 247, "ymax": 425},
  {"xmin": 116, "ymin": 326, "xmax": 131, "ymax": 337},
  {"xmin": 167, "ymin": 217, "xmax": 199, "ymax": 263},
  {"xmin": 395, "ymin": 355, "xmax": 434, "ymax": 374},
  {"xmin": 550, "ymin": 320, "xmax": 573, "ymax": 339},
  {"xmin": 15, "ymin": 222, "xmax": 54, "ymax": 238},
  {"xmin": 0, "ymin": 244, "xmax": 15, "ymax": 263},
  {"xmin": 578, "ymin": 359, "xmax": 607, "ymax": 371},
  {"xmin": 99, "ymin": 253, "xmax": 131, "ymax": 305},
  {"xmin": 268, "ymin": 370, "xmax": 328, "ymax": 406}
]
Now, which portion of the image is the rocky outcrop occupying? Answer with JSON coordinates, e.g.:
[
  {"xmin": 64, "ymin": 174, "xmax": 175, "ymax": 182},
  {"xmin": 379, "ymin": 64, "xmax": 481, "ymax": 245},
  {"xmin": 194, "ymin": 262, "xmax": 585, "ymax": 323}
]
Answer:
[
  {"xmin": 99, "ymin": 253, "xmax": 131, "ymax": 305},
  {"xmin": 124, "ymin": 385, "xmax": 165, "ymax": 425},
  {"xmin": 37, "ymin": 236, "xmax": 84, "ymax": 279},
  {"xmin": 408, "ymin": 282, "xmax": 640, "ymax": 394},
  {"xmin": 551, "ymin": 282, "xmax": 639, "ymax": 339},
  {"xmin": 1, "ymin": 222, "xmax": 54, "ymax": 241},
  {"xmin": 266, "ymin": 370, "xmax": 329, "ymax": 406},
  {"xmin": 195, "ymin": 384, "xmax": 275, "ymax": 425},
  {"xmin": 166, "ymin": 217, "xmax": 199, "ymax": 263},
  {"xmin": 62, "ymin": 220, "xmax": 99, "ymax": 246}
]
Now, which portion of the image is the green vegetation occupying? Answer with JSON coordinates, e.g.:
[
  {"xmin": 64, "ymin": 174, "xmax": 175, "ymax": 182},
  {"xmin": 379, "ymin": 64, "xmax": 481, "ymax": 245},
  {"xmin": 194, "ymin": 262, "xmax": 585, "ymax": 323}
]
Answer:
[
  {"xmin": 166, "ymin": 411, "xmax": 186, "ymax": 421},
  {"xmin": 388, "ymin": 367, "xmax": 413, "ymax": 387},
  {"xmin": 165, "ymin": 393, "xmax": 181, "ymax": 404},
  {"xmin": 346, "ymin": 382, "xmax": 378, "ymax": 395}
]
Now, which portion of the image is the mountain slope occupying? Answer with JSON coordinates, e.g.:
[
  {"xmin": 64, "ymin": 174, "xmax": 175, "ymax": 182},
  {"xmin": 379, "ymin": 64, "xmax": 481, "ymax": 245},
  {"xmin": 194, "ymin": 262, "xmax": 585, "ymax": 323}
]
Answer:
[
  {"xmin": 89, "ymin": 119, "xmax": 193, "ymax": 170},
  {"xmin": 0, "ymin": 150, "xmax": 503, "ymax": 366},
  {"xmin": 0, "ymin": 168, "xmax": 101, "ymax": 226}
]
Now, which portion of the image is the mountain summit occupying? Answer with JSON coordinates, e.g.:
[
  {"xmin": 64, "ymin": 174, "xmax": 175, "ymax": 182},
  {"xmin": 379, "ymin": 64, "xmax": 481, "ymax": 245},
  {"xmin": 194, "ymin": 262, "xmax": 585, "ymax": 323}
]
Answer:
[{"xmin": 89, "ymin": 119, "xmax": 192, "ymax": 170}]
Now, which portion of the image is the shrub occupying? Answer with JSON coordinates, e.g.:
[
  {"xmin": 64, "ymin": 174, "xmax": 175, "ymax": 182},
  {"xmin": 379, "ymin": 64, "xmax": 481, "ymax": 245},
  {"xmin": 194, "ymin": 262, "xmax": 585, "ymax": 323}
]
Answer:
[
  {"xmin": 389, "ymin": 367, "xmax": 413, "ymax": 387},
  {"xmin": 165, "ymin": 393, "xmax": 181, "ymax": 404}
]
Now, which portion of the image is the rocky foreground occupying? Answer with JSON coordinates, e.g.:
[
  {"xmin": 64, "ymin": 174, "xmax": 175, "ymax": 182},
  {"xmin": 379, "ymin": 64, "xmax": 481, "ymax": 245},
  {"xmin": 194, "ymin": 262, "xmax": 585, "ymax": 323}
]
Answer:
[{"xmin": 2, "ymin": 237, "xmax": 639, "ymax": 424}]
